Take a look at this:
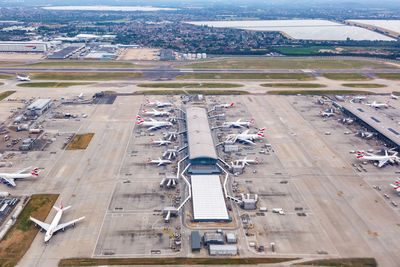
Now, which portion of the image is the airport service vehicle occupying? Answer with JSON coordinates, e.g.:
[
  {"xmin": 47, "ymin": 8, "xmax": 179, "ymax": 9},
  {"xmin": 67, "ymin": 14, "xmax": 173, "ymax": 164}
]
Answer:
[
  {"xmin": 367, "ymin": 101, "xmax": 390, "ymax": 109},
  {"xmin": 215, "ymin": 102, "xmax": 234, "ymax": 109},
  {"xmin": 0, "ymin": 192, "xmax": 9, "ymax": 197},
  {"xmin": 150, "ymin": 138, "xmax": 171, "ymax": 146},
  {"xmin": 30, "ymin": 201, "xmax": 85, "ymax": 243},
  {"xmin": 145, "ymin": 98, "xmax": 172, "ymax": 108},
  {"xmin": 234, "ymin": 157, "xmax": 259, "ymax": 166},
  {"xmin": 142, "ymin": 108, "xmax": 170, "ymax": 117},
  {"xmin": 225, "ymin": 128, "xmax": 265, "ymax": 145},
  {"xmin": 147, "ymin": 158, "xmax": 172, "ymax": 166},
  {"xmin": 78, "ymin": 93, "xmax": 84, "ymax": 99},
  {"xmin": 391, "ymin": 94, "xmax": 399, "ymax": 100},
  {"xmin": 356, "ymin": 150, "xmax": 399, "ymax": 168},
  {"xmin": 320, "ymin": 110, "xmax": 335, "ymax": 117},
  {"xmin": 223, "ymin": 118, "xmax": 255, "ymax": 128},
  {"xmin": 137, "ymin": 115, "xmax": 172, "ymax": 131},
  {"xmin": 16, "ymin": 73, "xmax": 30, "ymax": 81},
  {"xmin": 0, "ymin": 167, "xmax": 39, "ymax": 187}
]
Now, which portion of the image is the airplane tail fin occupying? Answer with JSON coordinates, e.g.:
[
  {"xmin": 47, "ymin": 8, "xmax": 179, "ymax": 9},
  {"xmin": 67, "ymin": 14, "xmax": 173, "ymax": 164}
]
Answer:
[
  {"xmin": 249, "ymin": 118, "xmax": 255, "ymax": 124},
  {"xmin": 147, "ymin": 158, "xmax": 152, "ymax": 163},
  {"xmin": 142, "ymin": 108, "xmax": 147, "ymax": 113},
  {"xmin": 30, "ymin": 167, "xmax": 39, "ymax": 176},
  {"xmin": 230, "ymin": 102, "xmax": 234, "ymax": 107},
  {"xmin": 255, "ymin": 156, "xmax": 259, "ymax": 162},
  {"xmin": 145, "ymin": 98, "xmax": 150, "ymax": 104},
  {"xmin": 136, "ymin": 115, "xmax": 144, "ymax": 124},
  {"xmin": 257, "ymin": 128, "xmax": 265, "ymax": 138},
  {"xmin": 386, "ymin": 100, "xmax": 390, "ymax": 105}
]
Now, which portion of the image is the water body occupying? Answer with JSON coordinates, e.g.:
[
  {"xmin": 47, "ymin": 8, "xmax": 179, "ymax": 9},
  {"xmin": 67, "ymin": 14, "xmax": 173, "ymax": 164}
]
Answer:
[
  {"xmin": 187, "ymin": 19, "xmax": 395, "ymax": 41},
  {"xmin": 43, "ymin": 5, "xmax": 178, "ymax": 11}
]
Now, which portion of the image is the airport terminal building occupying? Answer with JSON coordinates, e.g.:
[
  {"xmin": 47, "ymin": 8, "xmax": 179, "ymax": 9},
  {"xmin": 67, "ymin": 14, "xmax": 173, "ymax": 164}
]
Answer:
[{"xmin": 185, "ymin": 107, "xmax": 219, "ymax": 174}]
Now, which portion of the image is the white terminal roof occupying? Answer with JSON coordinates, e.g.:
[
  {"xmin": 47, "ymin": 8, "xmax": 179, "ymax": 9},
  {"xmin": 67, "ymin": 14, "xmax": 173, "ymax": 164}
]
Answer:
[
  {"xmin": 27, "ymin": 98, "xmax": 52, "ymax": 110},
  {"xmin": 186, "ymin": 107, "xmax": 217, "ymax": 160},
  {"xmin": 191, "ymin": 175, "xmax": 229, "ymax": 221}
]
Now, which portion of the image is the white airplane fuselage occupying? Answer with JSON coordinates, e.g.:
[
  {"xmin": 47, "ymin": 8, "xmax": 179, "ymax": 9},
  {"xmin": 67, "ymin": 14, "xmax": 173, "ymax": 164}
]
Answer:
[{"xmin": 45, "ymin": 209, "xmax": 63, "ymax": 242}]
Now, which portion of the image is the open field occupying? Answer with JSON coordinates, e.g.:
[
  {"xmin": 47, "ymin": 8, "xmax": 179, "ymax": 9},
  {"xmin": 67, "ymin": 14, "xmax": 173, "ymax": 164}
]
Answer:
[
  {"xmin": 261, "ymin": 83, "xmax": 326, "ymax": 88},
  {"xmin": 66, "ymin": 133, "xmax": 94, "ymax": 150},
  {"xmin": 375, "ymin": 73, "xmax": 400, "ymax": 80},
  {"xmin": 0, "ymin": 91, "xmax": 15, "ymax": 101},
  {"xmin": 59, "ymin": 257, "xmax": 299, "ymax": 266},
  {"xmin": 25, "ymin": 61, "xmax": 147, "ymax": 68},
  {"xmin": 342, "ymin": 83, "xmax": 386, "ymax": 88},
  {"xmin": 182, "ymin": 58, "xmax": 390, "ymax": 69},
  {"xmin": 296, "ymin": 258, "xmax": 377, "ymax": 266},
  {"xmin": 267, "ymin": 90, "xmax": 375, "ymax": 95},
  {"xmin": 30, "ymin": 72, "xmax": 143, "ymax": 81},
  {"xmin": 137, "ymin": 83, "xmax": 243, "ymax": 88},
  {"xmin": 176, "ymin": 72, "xmax": 314, "ymax": 80},
  {"xmin": 17, "ymin": 82, "xmax": 95, "ymax": 88},
  {"xmin": 0, "ymin": 194, "xmax": 59, "ymax": 267},
  {"xmin": 0, "ymin": 74, "xmax": 13, "ymax": 79},
  {"xmin": 322, "ymin": 73, "xmax": 371, "ymax": 81},
  {"xmin": 273, "ymin": 46, "xmax": 332, "ymax": 55},
  {"xmin": 134, "ymin": 89, "xmax": 249, "ymax": 95},
  {"xmin": 0, "ymin": 82, "xmax": 4, "ymax": 86},
  {"xmin": 118, "ymin": 48, "xmax": 159, "ymax": 61}
]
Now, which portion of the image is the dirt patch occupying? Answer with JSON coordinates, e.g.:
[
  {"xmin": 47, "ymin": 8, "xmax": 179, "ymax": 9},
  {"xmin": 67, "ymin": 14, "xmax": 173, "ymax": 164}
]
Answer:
[
  {"xmin": 118, "ymin": 48, "xmax": 160, "ymax": 61},
  {"xmin": 66, "ymin": 133, "xmax": 94, "ymax": 150}
]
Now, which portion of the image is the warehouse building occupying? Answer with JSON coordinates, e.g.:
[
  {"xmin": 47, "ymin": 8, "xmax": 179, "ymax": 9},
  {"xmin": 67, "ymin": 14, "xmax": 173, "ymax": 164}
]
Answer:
[
  {"xmin": 0, "ymin": 41, "xmax": 49, "ymax": 52},
  {"xmin": 191, "ymin": 231, "xmax": 201, "ymax": 251},
  {"xmin": 209, "ymin": 244, "xmax": 238, "ymax": 256},
  {"xmin": 185, "ymin": 107, "xmax": 219, "ymax": 174},
  {"xmin": 191, "ymin": 175, "xmax": 230, "ymax": 222},
  {"xmin": 26, "ymin": 99, "xmax": 52, "ymax": 116},
  {"xmin": 47, "ymin": 44, "xmax": 85, "ymax": 59}
]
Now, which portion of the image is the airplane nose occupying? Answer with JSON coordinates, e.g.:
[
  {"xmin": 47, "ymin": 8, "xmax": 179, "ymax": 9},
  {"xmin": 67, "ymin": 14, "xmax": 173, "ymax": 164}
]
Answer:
[{"xmin": 44, "ymin": 235, "xmax": 50, "ymax": 242}]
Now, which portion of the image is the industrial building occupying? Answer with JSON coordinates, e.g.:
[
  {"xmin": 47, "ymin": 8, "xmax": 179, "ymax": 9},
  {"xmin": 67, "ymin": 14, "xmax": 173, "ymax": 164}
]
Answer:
[
  {"xmin": 209, "ymin": 244, "xmax": 238, "ymax": 255},
  {"xmin": 26, "ymin": 99, "xmax": 52, "ymax": 116},
  {"xmin": 191, "ymin": 175, "xmax": 230, "ymax": 222},
  {"xmin": 185, "ymin": 107, "xmax": 219, "ymax": 174},
  {"xmin": 190, "ymin": 231, "xmax": 201, "ymax": 251},
  {"xmin": 0, "ymin": 41, "xmax": 49, "ymax": 52},
  {"xmin": 84, "ymin": 52, "xmax": 116, "ymax": 60},
  {"xmin": 47, "ymin": 44, "xmax": 85, "ymax": 59}
]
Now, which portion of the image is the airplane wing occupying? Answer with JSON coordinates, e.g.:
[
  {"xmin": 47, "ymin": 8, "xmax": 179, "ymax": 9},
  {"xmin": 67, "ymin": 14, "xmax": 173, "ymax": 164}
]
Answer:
[
  {"xmin": 30, "ymin": 216, "xmax": 50, "ymax": 231},
  {"xmin": 157, "ymin": 162, "xmax": 163, "ymax": 166},
  {"xmin": 241, "ymin": 130, "xmax": 249, "ymax": 135},
  {"xmin": 54, "ymin": 216, "xmax": 85, "ymax": 232},
  {"xmin": 378, "ymin": 159, "xmax": 389, "ymax": 168},
  {"xmin": 147, "ymin": 126, "xmax": 158, "ymax": 131},
  {"xmin": 1, "ymin": 176, "xmax": 16, "ymax": 187},
  {"xmin": 15, "ymin": 166, "xmax": 32, "ymax": 174},
  {"xmin": 239, "ymin": 138, "xmax": 255, "ymax": 145},
  {"xmin": 149, "ymin": 118, "xmax": 157, "ymax": 122}
]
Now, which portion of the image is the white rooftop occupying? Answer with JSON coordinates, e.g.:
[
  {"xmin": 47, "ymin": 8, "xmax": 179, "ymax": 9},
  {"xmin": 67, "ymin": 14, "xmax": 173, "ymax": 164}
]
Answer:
[{"xmin": 191, "ymin": 175, "xmax": 229, "ymax": 221}]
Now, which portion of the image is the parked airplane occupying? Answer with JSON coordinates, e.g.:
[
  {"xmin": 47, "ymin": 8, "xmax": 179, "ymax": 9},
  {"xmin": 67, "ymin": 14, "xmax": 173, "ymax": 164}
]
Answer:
[
  {"xmin": 137, "ymin": 115, "xmax": 172, "ymax": 131},
  {"xmin": 145, "ymin": 98, "xmax": 172, "ymax": 108},
  {"xmin": 142, "ymin": 108, "xmax": 169, "ymax": 117},
  {"xmin": 391, "ymin": 94, "xmax": 399, "ymax": 100},
  {"xmin": 150, "ymin": 138, "xmax": 171, "ymax": 146},
  {"xmin": 16, "ymin": 73, "xmax": 30, "ymax": 81},
  {"xmin": 390, "ymin": 178, "xmax": 400, "ymax": 193},
  {"xmin": 30, "ymin": 201, "xmax": 85, "ymax": 243},
  {"xmin": 350, "ymin": 96, "xmax": 367, "ymax": 103},
  {"xmin": 356, "ymin": 150, "xmax": 399, "ymax": 168},
  {"xmin": 367, "ymin": 101, "xmax": 390, "ymax": 109},
  {"xmin": 147, "ymin": 158, "xmax": 172, "ymax": 166},
  {"xmin": 215, "ymin": 102, "xmax": 234, "ymax": 109},
  {"xmin": 0, "ymin": 167, "xmax": 39, "ymax": 187},
  {"xmin": 356, "ymin": 130, "xmax": 375, "ymax": 139},
  {"xmin": 223, "ymin": 118, "xmax": 254, "ymax": 128},
  {"xmin": 226, "ymin": 128, "xmax": 265, "ymax": 145},
  {"xmin": 234, "ymin": 156, "xmax": 259, "ymax": 166}
]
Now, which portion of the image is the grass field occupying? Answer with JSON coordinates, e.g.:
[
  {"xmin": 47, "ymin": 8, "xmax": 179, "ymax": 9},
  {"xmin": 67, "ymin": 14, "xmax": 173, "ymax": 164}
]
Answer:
[
  {"xmin": 323, "ymin": 73, "xmax": 371, "ymax": 81},
  {"xmin": 66, "ymin": 133, "xmax": 94, "ymax": 150},
  {"xmin": 134, "ymin": 89, "xmax": 249, "ymax": 95},
  {"xmin": 0, "ymin": 74, "xmax": 13, "ymax": 79},
  {"xmin": 267, "ymin": 90, "xmax": 375, "ymax": 95},
  {"xmin": 176, "ymin": 72, "xmax": 314, "ymax": 81},
  {"xmin": 29, "ymin": 72, "xmax": 143, "ymax": 81},
  {"xmin": 273, "ymin": 46, "xmax": 332, "ymax": 55},
  {"xmin": 296, "ymin": 257, "xmax": 377, "ymax": 266},
  {"xmin": 0, "ymin": 194, "xmax": 59, "ymax": 267},
  {"xmin": 25, "ymin": 61, "xmax": 147, "ymax": 68},
  {"xmin": 0, "ymin": 91, "xmax": 15, "ymax": 101},
  {"xmin": 17, "ymin": 82, "xmax": 94, "ymax": 88},
  {"xmin": 59, "ymin": 257, "xmax": 299, "ymax": 266},
  {"xmin": 182, "ymin": 58, "xmax": 388, "ymax": 69},
  {"xmin": 375, "ymin": 73, "xmax": 400, "ymax": 80},
  {"xmin": 0, "ymin": 82, "xmax": 4, "ymax": 86},
  {"xmin": 261, "ymin": 83, "xmax": 326, "ymax": 88},
  {"xmin": 137, "ymin": 83, "xmax": 243, "ymax": 88},
  {"xmin": 342, "ymin": 83, "xmax": 386, "ymax": 88}
]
